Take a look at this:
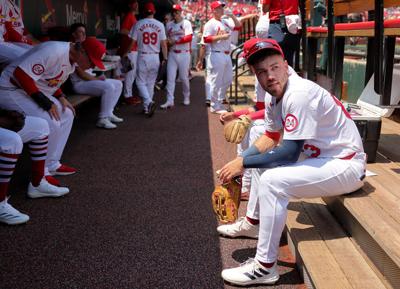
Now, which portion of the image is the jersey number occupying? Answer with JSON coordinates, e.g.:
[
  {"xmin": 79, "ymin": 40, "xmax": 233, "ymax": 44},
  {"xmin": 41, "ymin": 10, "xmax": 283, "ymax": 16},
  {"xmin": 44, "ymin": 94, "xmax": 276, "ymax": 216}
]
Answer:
[{"xmin": 143, "ymin": 32, "xmax": 158, "ymax": 45}]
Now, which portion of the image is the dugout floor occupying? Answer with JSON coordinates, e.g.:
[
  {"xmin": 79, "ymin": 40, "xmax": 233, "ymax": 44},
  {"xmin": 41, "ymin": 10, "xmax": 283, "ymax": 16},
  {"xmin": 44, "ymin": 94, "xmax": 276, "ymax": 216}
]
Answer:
[{"xmin": 0, "ymin": 74, "xmax": 304, "ymax": 289}]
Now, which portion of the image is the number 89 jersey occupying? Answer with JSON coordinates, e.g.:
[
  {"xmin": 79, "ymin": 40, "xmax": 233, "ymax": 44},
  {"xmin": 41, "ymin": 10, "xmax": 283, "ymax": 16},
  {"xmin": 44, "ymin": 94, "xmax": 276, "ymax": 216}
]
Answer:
[{"xmin": 130, "ymin": 18, "xmax": 166, "ymax": 54}]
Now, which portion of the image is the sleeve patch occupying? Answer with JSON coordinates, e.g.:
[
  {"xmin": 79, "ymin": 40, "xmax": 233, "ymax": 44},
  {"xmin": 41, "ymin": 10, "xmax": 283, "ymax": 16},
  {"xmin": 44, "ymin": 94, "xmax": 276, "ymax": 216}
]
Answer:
[
  {"xmin": 32, "ymin": 64, "xmax": 45, "ymax": 76},
  {"xmin": 284, "ymin": 114, "xmax": 298, "ymax": 132}
]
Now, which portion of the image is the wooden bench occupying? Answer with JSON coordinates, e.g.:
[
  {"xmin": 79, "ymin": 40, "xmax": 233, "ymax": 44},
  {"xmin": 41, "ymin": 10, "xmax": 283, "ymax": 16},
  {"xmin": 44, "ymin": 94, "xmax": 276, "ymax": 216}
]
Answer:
[{"xmin": 66, "ymin": 94, "xmax": 95, "ymax": 108}]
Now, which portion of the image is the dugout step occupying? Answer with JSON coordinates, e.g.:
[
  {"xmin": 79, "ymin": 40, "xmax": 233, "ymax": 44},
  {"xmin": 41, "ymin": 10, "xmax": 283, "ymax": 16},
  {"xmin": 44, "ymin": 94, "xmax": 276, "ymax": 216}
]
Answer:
[
  {"xmin": 323, "ymin": 156, "xmax": 400, "ymax": 289},
  {"xmin": 286, "ymin": 198, "xmax": 386, "ymax": 289}
]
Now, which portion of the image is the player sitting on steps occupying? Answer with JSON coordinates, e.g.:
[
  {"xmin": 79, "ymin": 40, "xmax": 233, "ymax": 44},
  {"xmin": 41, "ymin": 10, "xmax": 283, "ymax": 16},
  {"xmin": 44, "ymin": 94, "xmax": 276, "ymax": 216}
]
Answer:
[{"xmin": 217, "ymin": 38, "xmax": 366, "ymax": 287}]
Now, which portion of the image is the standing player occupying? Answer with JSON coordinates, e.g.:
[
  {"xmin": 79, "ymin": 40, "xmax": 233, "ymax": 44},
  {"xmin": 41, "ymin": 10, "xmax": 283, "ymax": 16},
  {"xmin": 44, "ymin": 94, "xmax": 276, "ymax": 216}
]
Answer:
[
  {"xmin": 217, "ymin": 39, "xmax": 366, "ymax": 286},
  {"xmin": 0, "ymin": 113, "xmax": 69, "ymax": 225},
  {"xmin": 119, "ymin": 0, "xmax": 140, "ymax": 105},
  {"xmin": 129, "ymin": 2, "xmax": 168, "ymax": 117},
  {"xmin": 0, "ymin": 40, "xmax": 104, "ymax": 175},
  {"xmin": 197, "ymin": 1, "xmax": 241, "ymax": 114},
  {"xmin": 160, "ymin": 4, "xmax": 193, "ymax": 109}
]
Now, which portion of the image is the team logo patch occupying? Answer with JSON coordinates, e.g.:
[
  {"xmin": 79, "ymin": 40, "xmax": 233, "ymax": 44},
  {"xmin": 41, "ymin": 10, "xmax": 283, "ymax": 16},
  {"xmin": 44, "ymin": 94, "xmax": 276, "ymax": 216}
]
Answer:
[
  {"xmin": 32, "ymin": 64, "xmax": 45, "ymax": 75},
  {"xmin": 284, "ymin": 114, "xmax": 298, "ymax": 132}
]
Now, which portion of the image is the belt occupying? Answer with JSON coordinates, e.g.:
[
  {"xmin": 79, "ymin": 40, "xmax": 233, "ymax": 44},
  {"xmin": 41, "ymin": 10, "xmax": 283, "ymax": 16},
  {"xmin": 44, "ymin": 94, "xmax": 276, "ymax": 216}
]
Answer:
[
  {"xmin": 139, "ymin": 51, "xmax": 159, "ymax": 54},
  {"xmin": 212, "ymin": 50, "xmax": 230, "ymax": 54},
  {"xmin": 173, "ymin": 50, "xmax": 191, "ymax": 53},
  {"xmin": 269, "ymin": 20, "xmax": 281, "ymax": 24}
]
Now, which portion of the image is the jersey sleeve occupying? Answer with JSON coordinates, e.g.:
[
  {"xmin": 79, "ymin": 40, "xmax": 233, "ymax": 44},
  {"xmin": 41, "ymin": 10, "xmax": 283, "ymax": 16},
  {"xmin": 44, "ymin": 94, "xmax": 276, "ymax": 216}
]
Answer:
[
  {"xmin": 282, "ymin": 89, "xmax": 318, "ymax": 140},
  {"xmin": 202, "ymin": 21, "xmax": 215, "ymax": 37},
  {"xmin": 184, "ymin": 20, "xmax": 193, "ymax": 36},
  {"xmin": 129, "ymin": 24, "xmax": 138, "ymax": 41},
  {"xmin": 159, "ymin": 23, "xmax": 167, "ymax": 41},
  {"xmin": 17, "ymin": 49, "xmax": 51, "ymax": 82}
]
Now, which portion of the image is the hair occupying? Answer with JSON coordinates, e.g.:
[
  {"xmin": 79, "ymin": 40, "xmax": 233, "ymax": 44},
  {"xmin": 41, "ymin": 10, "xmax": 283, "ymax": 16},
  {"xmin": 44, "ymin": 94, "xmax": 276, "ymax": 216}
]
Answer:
[
  {"xmin": 247, "ymin": 49, "xmax": 283, "ymax": 66},
  {"xmin": 70, "ymin": 22, "xmax": 86, "ymax": 35}
]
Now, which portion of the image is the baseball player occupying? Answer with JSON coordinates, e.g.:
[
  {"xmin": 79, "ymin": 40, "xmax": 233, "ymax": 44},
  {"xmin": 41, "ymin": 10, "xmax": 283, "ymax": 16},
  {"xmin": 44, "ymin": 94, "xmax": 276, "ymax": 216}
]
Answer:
[
  {"xmin": 160, "ymin": 4, "xmax": 193, "ymax": 109},
  {"xmin": 0, "ymin": 113, "xmax": 69, "ymax": 225},
  {"xmin": 0, "ymin": 40, "xmax": 104, "ymax": 175},
  {"xmin": 129, "ymin": 2, "xmax": 168, "ymax": 117},
  {"xmin": 0, "ymin": 0, "xmax": 37, "ymax": 69},
  {"xmin": 217, "ymin": 39, "xmax": 366, "ymax": 286},
  {"xmin": 69, "ymin": 24, "xmax": 123, "ymax": 130},
  {"xmin": 197, "ymin": 1, "xmax": 241, "ymax": 114},
  {"xmin": 119, "ymin": 0, "xmax": 140, "ymax": 105},
  {"xmin": 196, "ymin": 38, "xmax": 212, "ymax": 106}
]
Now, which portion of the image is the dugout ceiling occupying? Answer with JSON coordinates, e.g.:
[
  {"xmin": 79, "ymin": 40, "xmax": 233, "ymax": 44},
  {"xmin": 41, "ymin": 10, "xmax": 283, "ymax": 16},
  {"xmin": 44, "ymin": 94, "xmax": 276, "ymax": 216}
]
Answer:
[{"xmin": 20, "ymin": 0, "xmax": 174, "ymax": 40}]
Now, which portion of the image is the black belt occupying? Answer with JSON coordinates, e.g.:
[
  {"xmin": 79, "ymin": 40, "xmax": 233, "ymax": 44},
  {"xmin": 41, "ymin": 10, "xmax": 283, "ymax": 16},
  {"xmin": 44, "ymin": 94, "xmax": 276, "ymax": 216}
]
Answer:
[{"xmin": 269, "ymin": 20, "xmax": 280, "ymax": 24}]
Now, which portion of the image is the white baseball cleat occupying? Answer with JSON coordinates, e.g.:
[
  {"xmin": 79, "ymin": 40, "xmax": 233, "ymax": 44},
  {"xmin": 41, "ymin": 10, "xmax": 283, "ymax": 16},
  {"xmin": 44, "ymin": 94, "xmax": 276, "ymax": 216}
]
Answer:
[
  {"xmin": 221, "ymin": 259, "xmax": 279, "ymax": 286},
  {"xmin": 97, "ymin": 118, "xmax": 117, "ymax": 129},
  {"xmin": 217, "ymin": 217, "xmax": 259, "ymax": 238},
  {"xmin": 0, "ymin": 198, "xmax": 29, "ymax": 225},
  {"xmin": 109, "ymin": 113, "xmax": 123, "ymax": 123},
  {"xmin": 160, "ymin": 100, "xmax": 174, "ymax": 109},
  {"xmin": 183, "ymin": 97, "xmax": 190, "ymax": 106},
  {"xmin": 27, "ymin": 178, "xmax": 69, "ymax": 199},
  {"xmin": 210, "ymin": 105, "xmax": 228, "ymax": 114}
]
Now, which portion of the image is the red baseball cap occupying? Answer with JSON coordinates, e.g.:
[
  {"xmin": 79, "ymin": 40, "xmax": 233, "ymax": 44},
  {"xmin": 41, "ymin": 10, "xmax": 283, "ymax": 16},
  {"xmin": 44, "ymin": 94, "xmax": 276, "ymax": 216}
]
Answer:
[
  {"xmin": 172, "ymin": 4, "xmax": 182, "ymax": 11},
  {"xmin": 144, "ymin": 2, "xmax": 156, "ymax": 13},
  {"xmin": 232, "ymin": 9, "xmax": 241, "ymax": 16},
  {"xmin": 210, "ymin": 1, "xmax": 225, "ymax": 10},
  {"xmin": 243, "ymin": 38, "xmax": 284, "ymax": 63},
  {"xmin": 82, "ymin": 36, "xmax": 106, "ymax": 70}
]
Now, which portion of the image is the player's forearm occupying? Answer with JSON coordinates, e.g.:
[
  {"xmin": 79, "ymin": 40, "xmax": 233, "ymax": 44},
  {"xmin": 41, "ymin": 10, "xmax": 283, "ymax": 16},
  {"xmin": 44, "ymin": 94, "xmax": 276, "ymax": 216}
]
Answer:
[
  {"xmin": 76, "ymin": 67, "xmax": 95, "ymax": 81},
  {"xmin": 243, "ymin": 139, "xmax": 304, "ymax": 169},
  {"xmin": 262, "ymin": 4, "xmax": 270, "ymax": 14},
  {"xmin": 253, "ymin": 134, "xmax": 279, "ymax": 154},
  {"xmin": 230, "ymin": 15, "xmax": 241, "ymax": 29},
  {"xmin": 198, "ymin": 45, "xmax": 206, "ymax": 61},
  {"xmin": 161, "ymin": 40, "xmax": 168, "ymax": 60},
  {"xmin": 176, "ymin": 34, "xmax": 193, "ymax": 44}
]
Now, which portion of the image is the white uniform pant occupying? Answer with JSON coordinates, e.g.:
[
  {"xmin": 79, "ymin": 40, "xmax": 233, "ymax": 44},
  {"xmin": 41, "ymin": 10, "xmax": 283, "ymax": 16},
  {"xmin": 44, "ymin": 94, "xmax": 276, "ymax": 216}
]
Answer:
[
  {"xmin": 72, "ymin": 79, "xmax": 122, "ymax": 119},
  {"xmin": 207, "ymin": 52, "xmax": 232, "ymax": 109},
  {"xmin": 0, "ymin": 89, "xmax": 74, "ymax": 172},
  {"xmin": 237, "ymin": 119, "xmax": 265, "ymax": 193},
  {"xmin": 0, "ymin": 42, "xmax": 31, "ymax": 68},
  {"xmin": 205, "ymin": 53, "xmax": 211, "ymax": 101},
  {"xmin": 166, "ymin": 51, "xmax": 191, "ymax": 102},
  {"xmin": 136, "ymin": 53, "xmax": 159, "ymax": 108},
  {"xmin": 246, "ymin": 154, "xmax": 366, "ymax": 263},
  {"xmin": 123, "ymin": 51, "xmax": 138, "ymax": 98}
]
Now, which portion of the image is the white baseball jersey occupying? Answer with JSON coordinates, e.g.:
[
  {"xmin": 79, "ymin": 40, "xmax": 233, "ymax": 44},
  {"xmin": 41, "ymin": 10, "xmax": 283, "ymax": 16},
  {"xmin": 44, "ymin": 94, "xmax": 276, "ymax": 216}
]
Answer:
[
  {"xmin": 265, "ymin": 76, "xmax": 364, "ymax": 159},
  {"xmin": 0, "ymin": 1, "xmax": 7, "ymax": 41},
  {"xmin": 130, "ymin": 18, "xmax": 166, "ymax": 53},
  {"xmin": 166, "ymin": 19, "xmax": 193, "ymax": 51},
  {"xmin": 203, "ymin": 18, "xmax": 234, "ymax": 52},
  {"xmin": 1, "ymin": 0, "xmax": 24, "ymax": 36},
  {"xmin": 223, "ymin": 17, "xmax": 239, "ymax": 45},
  {"xmin": 0, "ymin": 41, "xmax": 75, "ymax": 96}
]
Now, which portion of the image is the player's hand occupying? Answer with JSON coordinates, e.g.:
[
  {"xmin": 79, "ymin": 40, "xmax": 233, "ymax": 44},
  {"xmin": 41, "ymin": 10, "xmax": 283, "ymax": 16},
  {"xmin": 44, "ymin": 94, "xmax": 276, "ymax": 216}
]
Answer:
[
  {"xmin": 220, "ymin": 33, "xmax": 231, "ymax": 40},
  {"xmin": 196, "ymin": 60, "xmax": 203, "ymax": 71},
  {"xmin": 219, "ymin": 157, "xmax": 244, "ymax": 183},
  {"xmin": 219, "ymin": 111, "xmax": 236, "ymax": 124},
  {"xmin": 59, "ymin": 96, "xmax": 76, "ymax": 116},
  {"xmin": 48, "ymin": 104, "xmax": 60, "ymax": 121},
  {"xmin": 168, "ymin": 38, "xmax": 176, "ymax": 46}
]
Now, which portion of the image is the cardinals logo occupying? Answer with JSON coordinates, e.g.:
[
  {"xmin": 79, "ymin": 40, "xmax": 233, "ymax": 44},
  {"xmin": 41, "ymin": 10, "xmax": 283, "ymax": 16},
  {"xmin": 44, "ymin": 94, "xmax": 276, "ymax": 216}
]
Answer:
[
  {"xmin": 303, "ymin": 144, "xmax": 321, "ymax": 158},
  {"xmin": 45, "ymin": 70, "xmax": 64, "ymax": 87}
]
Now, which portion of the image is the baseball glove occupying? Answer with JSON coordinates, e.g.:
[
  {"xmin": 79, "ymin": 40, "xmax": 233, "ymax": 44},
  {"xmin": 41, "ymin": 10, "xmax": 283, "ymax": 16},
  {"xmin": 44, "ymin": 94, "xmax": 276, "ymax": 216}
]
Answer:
[
  {"xmin": 211, "ymin": 177, "xmax": 241, "ymax": 223},
  {"xmin": 156, "ymin": 60, "xmax": 168, "ymax": 82},
  {"xmin": 120, "ymin": 55, "xmax": 133, "ymax": 73},
  {"xmin": 224, "ymin": 115, "xmax": 252, "ymax": 144},
  {"xmin": 0, "ymin": 109, "xmax": 25, "ymax": 132}
]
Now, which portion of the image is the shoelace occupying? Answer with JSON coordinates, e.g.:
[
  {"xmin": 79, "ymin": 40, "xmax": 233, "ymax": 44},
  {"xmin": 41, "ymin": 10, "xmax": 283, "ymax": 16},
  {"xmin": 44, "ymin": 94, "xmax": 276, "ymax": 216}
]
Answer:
[{"xmin": 240, "ymin": 258, "xmax": 258, "ymax": 275}]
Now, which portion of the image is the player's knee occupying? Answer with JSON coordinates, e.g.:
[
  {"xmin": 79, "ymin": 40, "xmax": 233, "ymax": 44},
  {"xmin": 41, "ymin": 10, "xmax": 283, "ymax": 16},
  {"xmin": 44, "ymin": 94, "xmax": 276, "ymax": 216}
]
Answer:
[
  {"xmin": 259, "ymin": 171, "xmax": 283, "ymax": 197},
  {"xmin": 1, "ymin": 130, "xmax": 23, "ymax": 154},
  {"xmin": 28, "ymin": 116, "xmax": 50, "ymax": 138}
]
